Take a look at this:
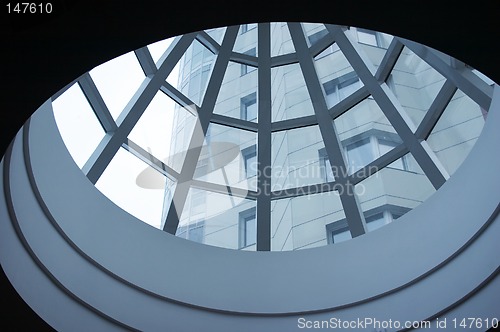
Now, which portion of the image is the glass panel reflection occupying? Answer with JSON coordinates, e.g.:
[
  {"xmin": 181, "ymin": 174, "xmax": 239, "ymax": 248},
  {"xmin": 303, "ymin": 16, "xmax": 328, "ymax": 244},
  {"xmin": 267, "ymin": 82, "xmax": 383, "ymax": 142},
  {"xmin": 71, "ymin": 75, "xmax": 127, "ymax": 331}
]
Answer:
[
  {"xmin": 426, "ymin": 89, "xmax": 486, "ymax": 176},
  {"xmin": 272, "ymin": 125, "xmax": 326, "ymax": 191},
  {"xmin": 193, "ymin": 123, "xmax": 257, "ymax": 192},
  {"xmin": 271, "ymin": 190, "xmax": 345, "ymax": 251},
  {"xmin": 271, "ymin": 63, "xmax": 315, "ymax": 121},
  {"xmin": 271, "ymin": 22, "xmax": 295, "ymax": 56},
  {"xmin": 213, "ymin": 61, "xmax": 258, "ymax": 122},
  {"xmin": 390, "ymin": 46, "xmax": 446, "ymax": 130},
  {"xmin": 333, "ymin": 97, "xmax": 402, "ymax": 174},
  {"xmin": 177, "ymin": 39, "xmax": 217, "ymax": 107},
  {"xmin": 52, "ymin": 83, "xmax": 106, "ymax": 168},
  {"xmin": 95, "ymin": 148, "xmax": 173, "ymax": 229},
  {"xmin": 128, "ymin": 90, "xmax": 197, "ymax": 173},
  {"xmin": 355, "ymin": 152, "xmax": 435, "ymax": 233},
  {"xmin": 178, "ymin": 187, "xmax": 256, "ymax": 250},
  {"xmin": 90, "ymin": 51, "xmax": 145, "ymax": 120}
]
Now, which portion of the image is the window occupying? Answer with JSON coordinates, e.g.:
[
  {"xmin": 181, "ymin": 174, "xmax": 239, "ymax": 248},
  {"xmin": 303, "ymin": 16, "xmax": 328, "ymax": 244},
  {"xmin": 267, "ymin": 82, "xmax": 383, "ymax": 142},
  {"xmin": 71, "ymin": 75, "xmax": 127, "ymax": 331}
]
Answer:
[
  {"xmin": 240, "ymin": 92, "xmax": 257, "ymax": 121},
  {"xmin": 307, "ymin": 29, "xmax": 328, "ymax": 46},
  {"xmin": 242, "ymin": 145, "xmax": 257, "ymax": 178},
  {"xmin": 176, "ymin": 220, "xmax": 205, "ymax": 243},
  {"xmin": 308, "ymin": 29, "xmax": 339, "ymax": 58},
  {"xmin": 357, "ymin": 28, "xmax": 379, "ymax": 46},
  {"xmin": 239, "ymin": 208, "xmax": 256, "ymax": 248},
  {"xmin": 377, "ymin": 139, "xmax": 408, "ymax": 171},
  {"xmin": 323, "ymin": 71, "xmax": 361, "ymax": 107},
  {"xmin": 325, "ymin": 220, "xmax": 351, "ymax": 244},
  {"xmin": 332, "ymin": 228, "xmax": 351, "ymax": 244},
  {"xmin": 345, "ymin": 138, "xmax": 374, "ymax": 173},
  {"xmin": 241, "ymin": 48, "xmax": 257, "ymax": 75},
  {"xmin": 190, "ymin": 190, "xmax": 206, "ymax": 215},
  {"xmin": 241, "ymin": 23, "xmax": 257, "ymax": 34},
  {"xmin": 342, "ymin": 133, "xmax": 409, "ymax": 174},
  {"xmin": 318, "ymin": 148, "xmax": 335, "ymax": 182},
  {"xmin": 326, "ymin": 206, "xmax": 410, "ymax": 242}
]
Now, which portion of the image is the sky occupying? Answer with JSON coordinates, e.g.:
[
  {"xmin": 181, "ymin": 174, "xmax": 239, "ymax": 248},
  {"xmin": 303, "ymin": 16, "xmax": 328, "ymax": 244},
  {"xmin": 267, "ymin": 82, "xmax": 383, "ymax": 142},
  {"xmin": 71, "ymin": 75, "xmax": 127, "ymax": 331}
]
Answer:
[{"xmin": 52, "ymin": 36, "xmax": 180, "ymax": 229}]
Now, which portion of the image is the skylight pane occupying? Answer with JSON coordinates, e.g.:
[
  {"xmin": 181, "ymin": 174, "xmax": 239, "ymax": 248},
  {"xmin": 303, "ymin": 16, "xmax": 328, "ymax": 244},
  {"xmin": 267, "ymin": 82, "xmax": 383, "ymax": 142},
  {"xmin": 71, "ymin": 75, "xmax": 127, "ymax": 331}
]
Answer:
[
  {"xmin": 147, "ymin": 37, "xmax": 175, "ymax": 65},
  {"xmin": 193, "ymin": 123, "xmax": 257, "ymax": 192},
  {"xmin": 90, "ymin": 51, "xmax": 145, "ymax": 120},
  {"xmin": 390, "ymin": 46, "xmax": 446, "ymax": 130},
  {"xmin": 213, "ymin": 61, "xmax": 258, "ymax": 122},
  {"xmin": 271, "ymin": 22, "xmax": 295, "ymax": 56},
  {"xmin": 271, "ymin": 125, "xmax": 327, "ymax": 190},
  {"xmin": 271, "ymin": 190, "xmax": 344, "ymax": 251},
  {"xmin": 355, "ymin": 152, "xmax": 435, "ymax": 229},
  {"xmin": 95, "ymin": 147, "xmax": 170, "ymax": 229},
  {"xmin": 333, "ymin": 97, "xmax": 402, "ymax": 175},
  {"xmin": 177, "ymin": 187, "xmax": 256, "ymax": 250},
  {"xmin": 52, "ymin": 83, "xmax": 105, "ymax": 168},
  {"xmin": 426, "ymin": 89, "xmax": 486, "ymax": 176},
  {"xmin": 271, "ymin": 63, "xmax": 315, "ymax": 121},
  {"xmin": 128, "ymin": 89, "xmax": 196, "ymax": 173}
]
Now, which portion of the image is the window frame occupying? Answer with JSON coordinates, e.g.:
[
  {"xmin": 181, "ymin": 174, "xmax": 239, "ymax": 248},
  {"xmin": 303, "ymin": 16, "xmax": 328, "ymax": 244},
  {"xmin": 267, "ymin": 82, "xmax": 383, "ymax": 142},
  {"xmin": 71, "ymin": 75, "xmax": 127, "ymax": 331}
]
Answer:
[
  {"xmin": 240, "ymin": 92, "xmax": 257, "ymax": 121},
  {"xmin": 239, "ymin": 207, "xmax": 257, "ymax": 248}
]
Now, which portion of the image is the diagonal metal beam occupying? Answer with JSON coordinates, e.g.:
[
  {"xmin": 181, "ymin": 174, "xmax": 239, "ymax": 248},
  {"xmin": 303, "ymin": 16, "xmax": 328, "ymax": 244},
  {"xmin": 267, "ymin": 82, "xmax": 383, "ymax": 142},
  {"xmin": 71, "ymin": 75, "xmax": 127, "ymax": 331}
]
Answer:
[
  {"xmin": 271, "ymin": 181, "xmax": 338, "ymax": 200},
  {"xmin": 375, "ymin": 38, "xmax": 404, "ymax": 82},
  {"xmin": 190, "ymin": 179, "xmax": 258, "ymax": 201},
  {"xmin": 349, "ymin": 143, "xmax": 409, "ymax": 185},
  {"xmin": 162, "ymin": 26, "xmax": 239, "ymax": 234},
  {"xmin": 415, "ymin": 80, "xmax": 457, "ymax": 140},
  {"xmin": 328, "ymin": 25, "xmax": 449, "ymax": 189},
  {"xmin": 78, "ymin": 73, "xmax": 118, "ymax": 133},
  {"xmin": 270, "ymin": 53, "xmax": 299, "ymax": 68},
  {"xmin": 289, "ymin": 22, "xmax": 367, "ymax": 238},
  {"xmin": 271, "ymin": 114, "xmax": 318, "ymax": 132},
  {"xmin": 196, "ymin": 31, "xmax": 221, "ymax": 55},
  {"xmin": 122, "ymin": 139, "xmax": 179, "ymax": 180},
  {"xmin": 230, "ymin": 52, "xmax": 259, "ymax": 67},
  {"xmin": 210, "ymin": 113, "xmax": 259, "ymax": 132},
  {"xmin": 398, "ymin": 37, "xmax": 493, "ymax": 111},
  {"xmin": 160, "ymin": 82, "xmax": 198, "ymax": 116},
  {"xmin": 309, "ymin": 31, "xmax": 336, "ymax": 58},
  {"xmin": 83, "ymin": 33, "xmax": 197, "ymax": 184},
  {"xmin": 256, "ymin": 22, "xmax": 273, "ymax": 251},
  {"xmin": 329, "ymin": 85, "xmax": 370, "ymax": 119},
  {"xmin": 134, "ymin": 46, "xmax": 158, "ymax": 77}
]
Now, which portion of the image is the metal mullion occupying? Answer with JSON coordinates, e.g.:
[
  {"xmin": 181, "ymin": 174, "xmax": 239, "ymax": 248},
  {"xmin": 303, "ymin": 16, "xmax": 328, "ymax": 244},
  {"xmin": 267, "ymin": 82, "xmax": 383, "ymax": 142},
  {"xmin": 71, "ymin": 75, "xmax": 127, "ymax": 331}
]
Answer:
[
  {"xmin": 309, "ymin": 32, "xmax": 336, "ymax": 58},
  {"xmin": 415, "ymin": 80, "xmax": 457, "ymax": 139},
  {"xmin": 78, "ymin": 73, "xmax": 117, "ymax": 133},
  {"xmin": 329, "ymin": 85, "xmax": 370, "ymax": 119},
  {"xmin": 271, "ymin": 181, "xmax": 338, "ymax": 200},
  {"xmin": 122, "ymin": 139, "xmax": 179, "ymax": 180},
  {"xmin": 256, "ymin": 22, "xmax": 272, "ymax": 251},
  {"xmin": 328, "ymin": 25, "xmax": 449, "ymax": 189},
  {"xmin": 134, "ymin": 46, "xmax": 157, "ymax": 77},
  {"xmin": 271, "ymin": 114, "xmax": 318, "ymax": 132},
  {"xmin": 210, "ymin": 114, "xmax": 258, "ymax": 132},
  {"xmin": 230, "ymin": 52, "xmax": 259, "ymax": 67},
  {"xmin": 374, "ymin": 38, "xmax": 404, "ymax": 82},
  {"xmin": 84, "ymin": 33, "xmax": 197, "ymax": 184},
  {"xmin": 162, "ymin": 26, "xmax": 239, "ymax": 234},
  {"xmin": 349, "ymin": 143, "xmax": 409, "ymax": 185},
  {"xmin": 160, "ymin": 82, "xmax": 198, "ymax": 116},
  {"xmin": 196, "ymin": 31, "xmax": 221, "ymax": 55},
  {"xmin": 190, "ymin": 179, "xmax": 258, "ymax": 201},
  {"xmin": 270, "ymin": 53, "xmax": 299, "ymax": 68},
  {"xmin": 289, "ymin": 22, "xmax": 367, "ymax": 237},
  {"xmin": 398, "ymin": 37, "xmax": 493, "ymax": 111}
]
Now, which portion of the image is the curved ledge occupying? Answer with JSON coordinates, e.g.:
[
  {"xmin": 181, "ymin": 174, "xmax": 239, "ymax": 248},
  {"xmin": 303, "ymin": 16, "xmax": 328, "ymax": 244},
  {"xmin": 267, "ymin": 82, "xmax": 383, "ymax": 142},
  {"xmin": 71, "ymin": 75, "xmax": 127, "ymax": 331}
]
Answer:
[{"xmin": 10, "ymin": 83, "xmax": 499, "ymax": 316}]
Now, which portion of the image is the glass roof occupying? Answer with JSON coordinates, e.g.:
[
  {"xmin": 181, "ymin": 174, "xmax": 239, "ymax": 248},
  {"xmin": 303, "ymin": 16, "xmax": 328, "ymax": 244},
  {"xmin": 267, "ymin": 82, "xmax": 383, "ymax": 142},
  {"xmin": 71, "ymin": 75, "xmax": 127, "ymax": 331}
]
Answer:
[{"xmin": 51, "ymin": 23, "xmax": 493, "ymax": 251}]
